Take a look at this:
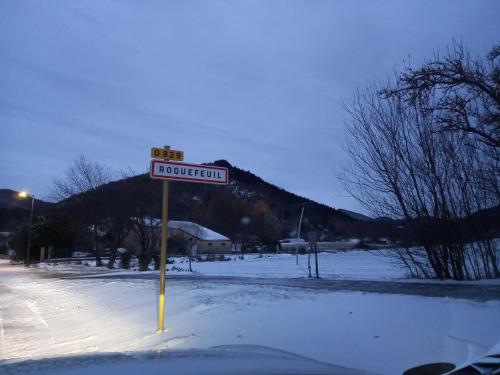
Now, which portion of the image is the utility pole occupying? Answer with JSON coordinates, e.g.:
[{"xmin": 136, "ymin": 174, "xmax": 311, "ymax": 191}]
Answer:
[
  {"xmin": 296, "ymin": 203, "xmax": 306, "ymax": 266},
  {"xmin": 18, "ymin": 191, "xmax": 35, "ymax": 266},
  {"xmin": 27, "ymin": 194, "xmax": 34, "ymax": 266},
  {"xmin": 297, "ymin": 204, "xmax": 305, "ymax": 239}
]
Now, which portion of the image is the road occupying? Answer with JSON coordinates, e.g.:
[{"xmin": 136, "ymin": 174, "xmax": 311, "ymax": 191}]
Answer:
[
  {"xmin": 56, "ymin": 272, "xmax": 500, "ymax": 302},
  {"xmin": 0, "ymin": 260, "xmax": 372, "ymax": 374},
  {"xmin": 1, "ymin": 260, "xmax": 499, "ymax": 374}
]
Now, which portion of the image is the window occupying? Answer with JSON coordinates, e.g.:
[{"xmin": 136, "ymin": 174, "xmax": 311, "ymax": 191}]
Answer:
[
  {"xmin": 208, "ymin": 242, "xmax": 212, "ymax": 246},
  {"xmin": 221, "ymin": 243, "xmax": 226, "ymax": 246}
]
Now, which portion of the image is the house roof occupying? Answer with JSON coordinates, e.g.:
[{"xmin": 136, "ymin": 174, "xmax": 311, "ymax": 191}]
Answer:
[
  {"xmin": 129, "ymin": 218, "xmax": 230, "ymax": 241},
  {"xmin": 168, "ymin": 220, "xmax": 230, "ymax": 241}
]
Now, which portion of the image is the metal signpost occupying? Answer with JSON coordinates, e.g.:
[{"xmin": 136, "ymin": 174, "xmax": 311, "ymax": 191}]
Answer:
[
  {"xmin": 308, "ymin": 231, "xmax": 319, "ymax": 279},
  {"xmin": 150, "ymin": 146, "xmax": 229, "ymax": 332}
]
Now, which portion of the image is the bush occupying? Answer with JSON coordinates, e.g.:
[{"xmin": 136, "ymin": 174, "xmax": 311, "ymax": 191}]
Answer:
[{"xmin": 171, "ymin": 266, "xmax": 189, "ymax": 272}]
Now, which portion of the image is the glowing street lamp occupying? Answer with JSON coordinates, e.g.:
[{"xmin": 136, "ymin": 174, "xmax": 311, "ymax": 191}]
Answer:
[{"xmin": 18, "ymin": 191, "xmax": 35, "ymax": 266}]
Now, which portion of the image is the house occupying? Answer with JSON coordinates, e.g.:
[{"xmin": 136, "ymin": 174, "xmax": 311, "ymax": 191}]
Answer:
[
  {"xmin": 124, "ymin": 218, "xmax": 232, "ymax": 255},
  {"xmin": 168, "ymin": 220, "xmax": 232, "ymax": 254}
]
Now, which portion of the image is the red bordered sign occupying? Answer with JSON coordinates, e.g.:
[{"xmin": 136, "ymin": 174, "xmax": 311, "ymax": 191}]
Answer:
[{"xmin": 150, "ymin": 160, "xmax": 229, "ymax": 185}]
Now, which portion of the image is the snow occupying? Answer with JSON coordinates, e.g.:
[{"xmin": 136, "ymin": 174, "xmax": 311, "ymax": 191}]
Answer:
[
  {"xmin": 1, "ymin": 260, "xmax": 499, "ymax": 375},
  {"xmin": 168, "ymin": 220, "xmax": 230, "ymax": 241},
  {"xmin": 127, "ymin": 219, "xmax": 230, "ymax": 241},
  {"xmin": 39, "ymin": 251, "xmax": 500, "ymax": 286},
  {"xmin": 186, "ymin": 251, "xmax": 406, "ymax": 280},
  {"xmin": 39, "ymin": 250, "xmax": 406, "ymax": 280}
]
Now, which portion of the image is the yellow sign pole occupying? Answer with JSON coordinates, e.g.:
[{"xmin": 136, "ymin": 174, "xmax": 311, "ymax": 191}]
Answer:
[{"xmin": 157, "ymin": 145, "xmax": 170, "ymax": 332}]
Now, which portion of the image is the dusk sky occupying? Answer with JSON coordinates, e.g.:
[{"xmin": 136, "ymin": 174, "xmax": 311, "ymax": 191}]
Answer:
[{"xmin": 1, "ymin": 0, "xmax": 499, "ymax": 212}]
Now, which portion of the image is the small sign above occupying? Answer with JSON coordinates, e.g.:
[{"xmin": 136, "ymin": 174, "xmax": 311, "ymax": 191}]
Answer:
[
  {"xmin": 151, "ymin": 147, "xmax": 184, "ymax": 161},
  {"xmin": 150, "ymin": 160, "xmax": 228, "ymax": 185}
]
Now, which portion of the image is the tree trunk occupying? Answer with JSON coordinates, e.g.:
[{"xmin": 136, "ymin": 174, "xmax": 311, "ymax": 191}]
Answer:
[
  {"xmin": 119, "ymin": 252, "xmax": 131, "ymax": 269},
  {"xmin": 107, "ymin": 248, "xmax": 118, "ymax": 269},
  {"xmin": 93, "ymin": 225, "xmax": 102, "ymax": 267},
  {"xmin": 138, "ymin": 254, "xmax": 151, "ymax": 271},
  {"xmin": 152, "ymin": 254, "xmax": 160, "ymax": 270},
  {"xmin": 95, "ymin": 251, "xmax": 102, "ymax": 267}
]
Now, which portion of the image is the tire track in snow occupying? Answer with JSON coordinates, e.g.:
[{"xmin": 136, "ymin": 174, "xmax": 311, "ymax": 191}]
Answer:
[{"xmin": 24, "ymin": 301, "xmax": 49, "ymax": 328}]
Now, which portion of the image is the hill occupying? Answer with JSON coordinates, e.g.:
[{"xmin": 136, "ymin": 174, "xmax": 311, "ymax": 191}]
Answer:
[
  {"xmin": 1, "ymin": 161, "xmax": 391, "ymax": 244},
  {"xmin": 338, "ymin": 209, "xmax": 373, "ymax": 222},
  {"xmin": 55, "ymin": 160, "xmax": 380, "ymax": 243},
  {"xmin": 0, "ymin": 189, "xmax": 51, "ymax": 211},
  {"xmin": 0, "ymin": 189, "xmax": 53, "ymax": 232}
]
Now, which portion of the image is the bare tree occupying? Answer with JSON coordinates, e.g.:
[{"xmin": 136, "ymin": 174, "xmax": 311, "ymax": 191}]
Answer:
[
  {"xmin": 382, "ymin": 41, "xmax": 500, "ymax": 150},
  {"xmin": 126, "ymin": 216, "xmax": 161, "ymax": 271},
  {"xmin": 101, "ymin": 171, "xmax": 141, "ymax": 269},
  {"xmin": 52, "ymin": 155, "xmax": 112, "ymax": 266},
  {"xmin": 52, "ymin": 155, "xmax": 112, "ymax": 200},
  {"xmin": 184, "ymin": 222, "xmax": 206, "ymax": 272},
  {"xmin": 102, "ymin": 212, "xmax": 130, "ymax": 269},
  {"xmin": 106, "ymin": 226, "xmax": 127, "ymax": 268},
  {"xmin": 342, "ymin": 76, "xmax": 499, "ymax": 280}
]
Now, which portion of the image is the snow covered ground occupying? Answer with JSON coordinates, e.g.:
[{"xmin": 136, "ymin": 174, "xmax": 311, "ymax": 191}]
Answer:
[
  {"xmin": 1, "ymin": 259, "xmax": 499, "ymax": 374},
  {"xmin": 40, "ymin": 251, "xmax": 500, "ymax": 285},
  {"xmin": 42, "ymin": 251, "xmax": 406, "ymax": 280}
]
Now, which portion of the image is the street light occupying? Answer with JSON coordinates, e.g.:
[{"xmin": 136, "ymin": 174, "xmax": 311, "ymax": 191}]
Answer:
[
  {"xmin": 18, "ymin": 191, "xmax": 35, "ymax": 266},
  {"xmin": 295, "ymin": 202, "xmax": 312, "ymax": 266}
]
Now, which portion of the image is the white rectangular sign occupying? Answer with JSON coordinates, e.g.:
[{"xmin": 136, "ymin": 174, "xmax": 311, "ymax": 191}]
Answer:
[{"xmin": 150, "ymin": 160, "xmax": 229, "ymax": 185}]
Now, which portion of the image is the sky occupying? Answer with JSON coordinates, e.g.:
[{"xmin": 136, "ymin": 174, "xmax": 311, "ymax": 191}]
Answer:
[{"xmin": 0, "ymin": 0, "xmax": 499, "ymax": 212}]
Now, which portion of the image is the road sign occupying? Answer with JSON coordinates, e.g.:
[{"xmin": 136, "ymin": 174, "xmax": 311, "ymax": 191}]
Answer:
[
  {"xmin": 150, "ymin": 160, "xmax": 228, "ymax": 185},
  {"xmin": 150, "ymin": 145, "xmax": 229, "ymax": 333},
  {"xmin": 151, "ymin": 147, "xmax": 184, "ymax": 161}
]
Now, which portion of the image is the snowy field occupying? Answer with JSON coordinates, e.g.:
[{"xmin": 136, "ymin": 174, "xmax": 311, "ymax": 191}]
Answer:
[
  {"xmin": 1, "ymin": 260, "xmax": 499, "ymax": 374},
  {"xmin": 41, "ymin": 251, "xmax": 407, "ymax": 280},
  {"xmin": 40, "ymin": 250, "xmax": 500, "ymax": 285}
]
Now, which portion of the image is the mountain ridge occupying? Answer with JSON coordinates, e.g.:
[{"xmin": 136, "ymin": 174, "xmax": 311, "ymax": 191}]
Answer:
[{"xmin": 0, "ymin": 160, "xmax": 376, "ymax": 241}]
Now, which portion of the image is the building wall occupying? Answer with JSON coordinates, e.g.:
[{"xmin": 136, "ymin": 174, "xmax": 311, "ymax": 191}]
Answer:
[
  {"xmin": 197, "ymin": 240, "xmax": 232, "ymax": 254},
  {"xmin": 123, "ymin": 225, "xmax": 232, "ymax": 256}
]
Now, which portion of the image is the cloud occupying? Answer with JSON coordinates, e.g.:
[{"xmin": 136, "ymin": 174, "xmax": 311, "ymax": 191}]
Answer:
[{"xmin": 0, "ymin": 0, "xmax": 498, "ymax": 210}]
